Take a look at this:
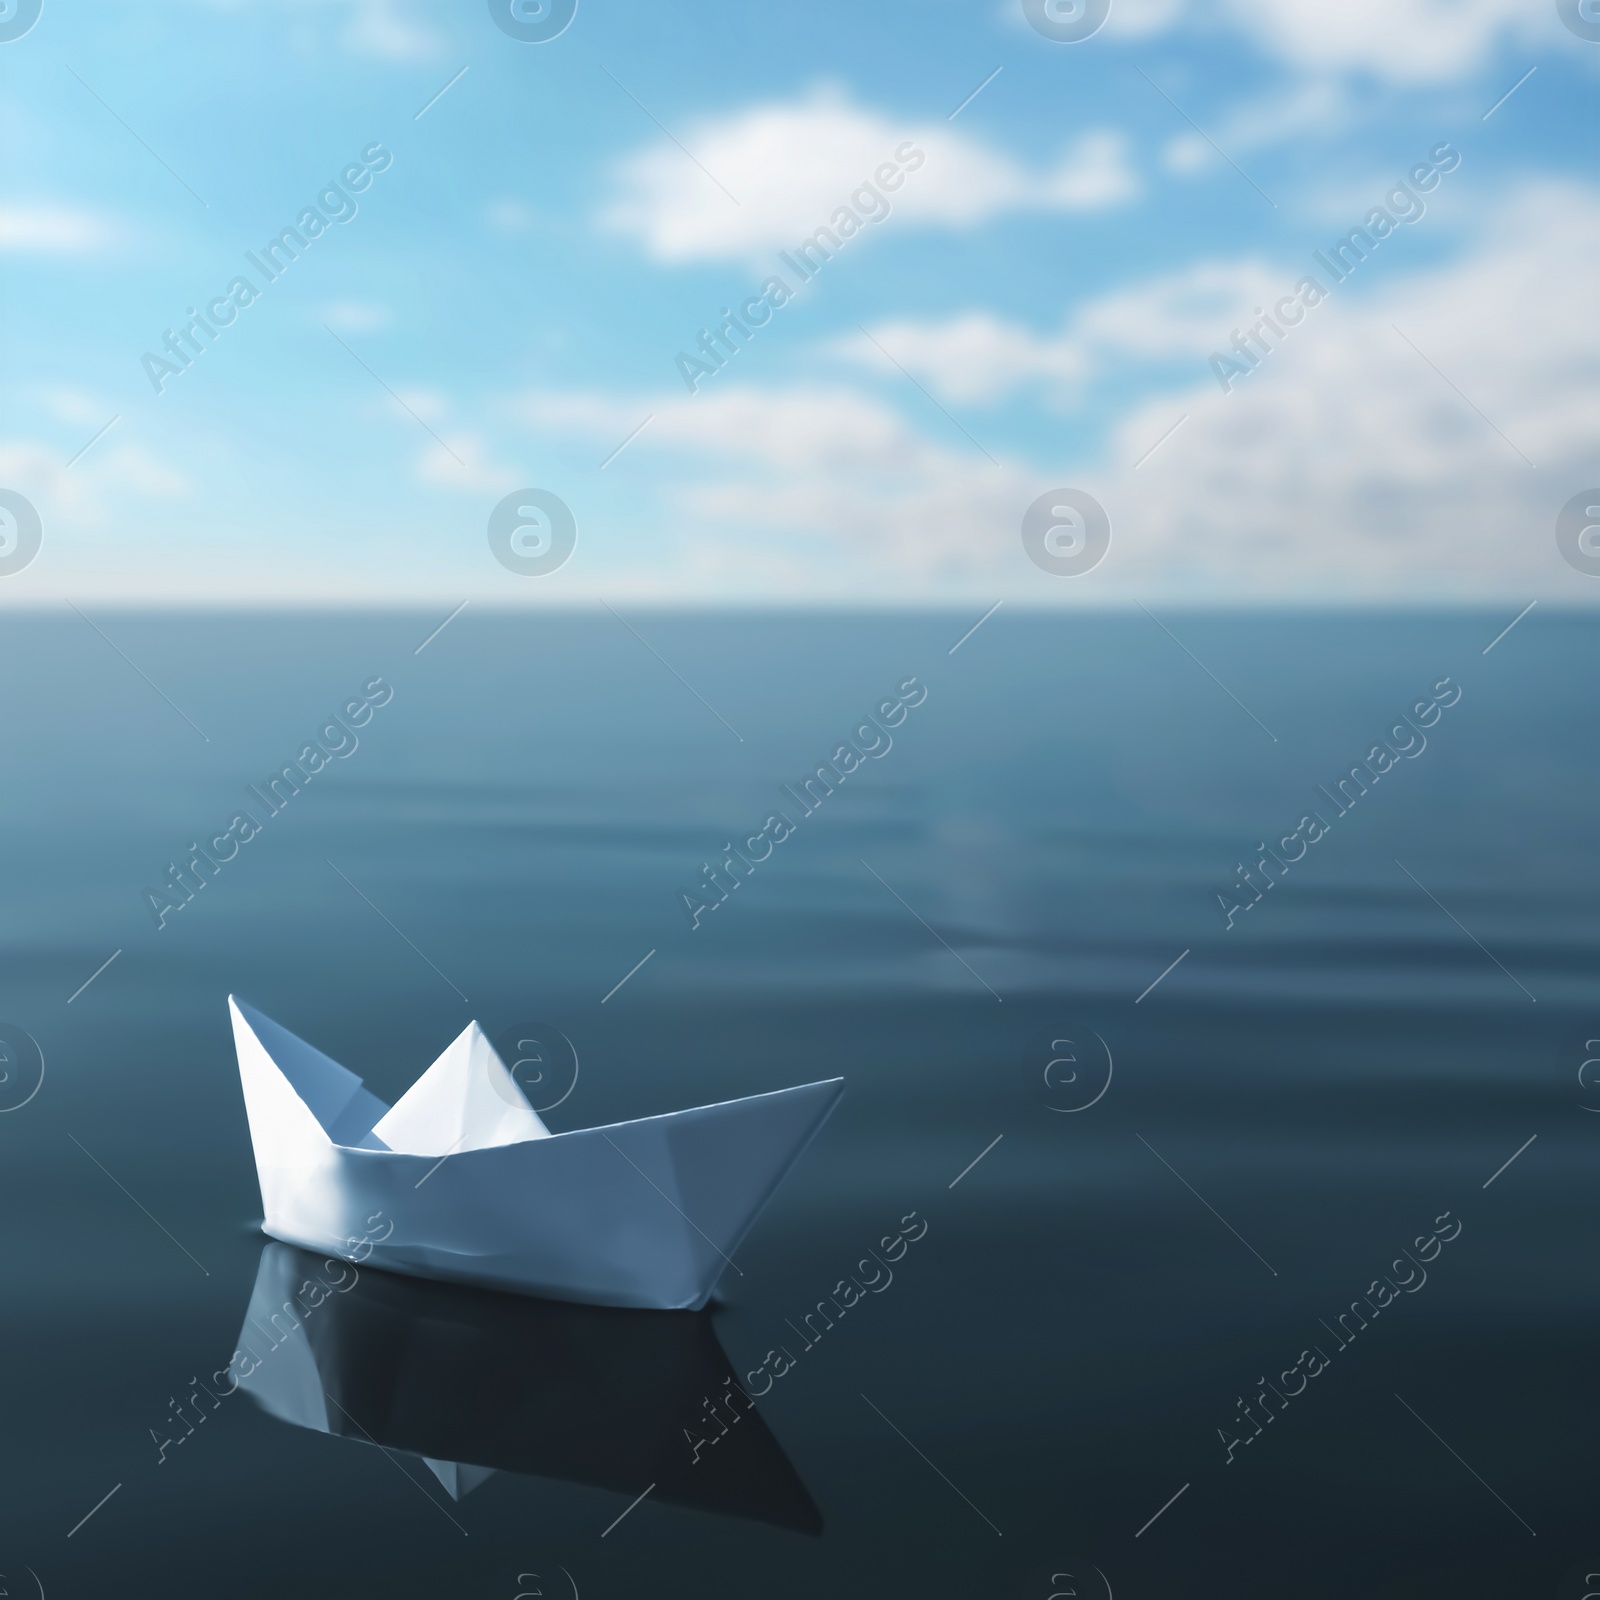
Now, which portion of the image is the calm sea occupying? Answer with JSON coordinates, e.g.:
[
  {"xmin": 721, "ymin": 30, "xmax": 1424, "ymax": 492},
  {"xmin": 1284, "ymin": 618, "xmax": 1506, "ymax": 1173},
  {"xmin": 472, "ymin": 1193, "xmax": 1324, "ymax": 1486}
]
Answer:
[{"xmin": 0, "ymin": 610, "xmax": 1593, "ymax": 1599}]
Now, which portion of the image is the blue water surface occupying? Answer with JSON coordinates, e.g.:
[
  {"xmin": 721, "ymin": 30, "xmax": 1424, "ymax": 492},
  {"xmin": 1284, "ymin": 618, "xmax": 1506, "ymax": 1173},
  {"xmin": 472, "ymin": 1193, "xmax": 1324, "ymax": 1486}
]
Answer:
[{"xmin": 0, "ymin": 609, "xmax": 1594, "ymax": 1599}]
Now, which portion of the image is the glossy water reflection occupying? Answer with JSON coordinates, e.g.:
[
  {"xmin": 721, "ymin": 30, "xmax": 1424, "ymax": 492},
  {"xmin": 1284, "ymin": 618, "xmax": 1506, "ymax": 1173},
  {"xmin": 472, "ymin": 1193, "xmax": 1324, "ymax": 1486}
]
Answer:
[{"xmin": 238, "ymin": 1241, "xmax": 822, "ymax": 1532}]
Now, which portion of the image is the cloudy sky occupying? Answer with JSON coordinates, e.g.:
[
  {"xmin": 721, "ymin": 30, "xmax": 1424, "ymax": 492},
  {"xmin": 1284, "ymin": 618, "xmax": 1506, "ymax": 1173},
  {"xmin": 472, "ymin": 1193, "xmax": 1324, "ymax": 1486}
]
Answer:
[{"xmin": 1, "ymin": 0, "xmax": 1596, "ymax": 604}]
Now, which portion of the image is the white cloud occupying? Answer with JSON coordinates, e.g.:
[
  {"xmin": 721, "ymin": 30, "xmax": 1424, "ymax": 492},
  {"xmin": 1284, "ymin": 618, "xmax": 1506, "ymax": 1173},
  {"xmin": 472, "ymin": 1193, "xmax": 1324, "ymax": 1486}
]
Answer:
[
  {"xmin": 173, "ymin": 0, "xmax": 443, "ymax": 59},
  {"xmin": 322, "ymin": 300, "xmax": 391, "ymax": 334},
  {"xmin": 0, "ymin": 436, "xmax": 190, "ymax": 539},
  {"xmin": 601, "ymin": 87, "xmax": 1137, "ymax": 265},
  {"xmin": 835, "ymin": 259, "xmax": 1285, "ymax": 404},
  {"xmin": 415, "ymin": 432, "xmax": 522, "ymax": 496},
  {"xmin": 1096, "ymin": 182, "xmax": 1600, "ymax": 597},
  {"xmin": 347, "ymin": 384, "xmax": 523, "ymax": 494},
  {"xmin": 519, "ymin": 183, "xmax": 1600, "ymax": 602},
  {"xmin": 486, "ymin": 199, "xmax": 538, "ymax": 236},
  {"xmin": 1073, "ymin": 260, "xmax": 1286, "ymax": 357},
  {"xmin": 340, "ymin": 0, "xmax": 442, "ymax": 60},
  {"xmin": 99, "ymin": 445, "xmax": 190, "ymax": 499},
  {"xmin": 0, "ymin": 205, "xmax": 114, "ymax": 254},
  {"xmin": 1162, "ymin": 79, "xmax": 1347, "ymax": 174},
  {"xmin": 390, "ymin": 387, "xmax": 446, "ymax": 422},
  {"xmin": 1102, "ymin": 0, "xmax": 1187, "ymax": 38},
  {"xmin": 522, "ymin": 384, "xmax": 965, "ymax": 478},
  {"xmin": 831, "ymin": 313, "xmax": 1090, "ymax": 405},
  {"xmin": 39, "ymin": 388, "xmax": 118, "ymax": 428},
  {"xmin": 519, "ymin": 384, "xmax": 1030, "ymax": 582},
  {"xmin": 1218, "ymin": 0, "xmax": 1550, "ymax": 83},
  {"xmin": 1074, "ymin": 0, "xmax": 1557, "ymax": 82}
]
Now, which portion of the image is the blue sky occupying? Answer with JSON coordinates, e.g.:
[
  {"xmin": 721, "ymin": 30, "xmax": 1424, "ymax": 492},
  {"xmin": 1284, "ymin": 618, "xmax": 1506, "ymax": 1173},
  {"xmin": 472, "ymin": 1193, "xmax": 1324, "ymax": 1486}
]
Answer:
[{"xmin": 1, "ymin": 0, "xmax": 1596, "ymax": 604}]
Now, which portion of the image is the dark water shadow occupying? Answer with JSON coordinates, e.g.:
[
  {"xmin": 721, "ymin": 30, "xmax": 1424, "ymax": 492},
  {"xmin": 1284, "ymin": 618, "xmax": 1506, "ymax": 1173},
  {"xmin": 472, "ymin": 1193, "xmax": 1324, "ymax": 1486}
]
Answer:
[{"xmin": 235, "ymin": 1242, "xmax": 822, "ymax": 1534}]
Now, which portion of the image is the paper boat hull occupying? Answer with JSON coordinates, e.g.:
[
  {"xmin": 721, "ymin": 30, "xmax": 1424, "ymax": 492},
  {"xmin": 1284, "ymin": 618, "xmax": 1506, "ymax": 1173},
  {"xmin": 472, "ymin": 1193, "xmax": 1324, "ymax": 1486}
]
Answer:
[{"xmin": 231, "ymin": 999, "xmax": 843, "ymax": 1309}]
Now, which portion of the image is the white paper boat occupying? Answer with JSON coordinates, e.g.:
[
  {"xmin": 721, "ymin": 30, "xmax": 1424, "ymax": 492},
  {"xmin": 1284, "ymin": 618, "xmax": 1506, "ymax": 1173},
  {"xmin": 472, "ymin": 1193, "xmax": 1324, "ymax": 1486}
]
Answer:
[{"xmin": 229, "ymin": 997, "xmax": 843, "ymax": 1309}]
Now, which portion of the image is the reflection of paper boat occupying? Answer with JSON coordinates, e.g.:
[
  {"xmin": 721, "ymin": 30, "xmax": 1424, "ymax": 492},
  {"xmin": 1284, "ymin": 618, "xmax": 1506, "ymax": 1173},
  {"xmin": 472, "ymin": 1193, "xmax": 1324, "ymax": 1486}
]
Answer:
[
  {"xmin": 237, "ymin": 1241, "xmax": 823, "ymax": 1533},
  {"xmin": 229, "ymin": 997, "xmax": 842, "ymax": 1309}
]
